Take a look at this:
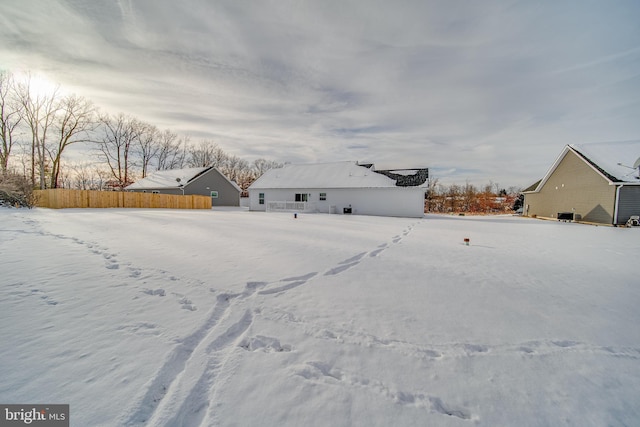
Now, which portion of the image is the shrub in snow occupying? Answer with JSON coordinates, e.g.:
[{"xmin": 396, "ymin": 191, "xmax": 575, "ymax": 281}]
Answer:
[{"xmin": 0, "ymin": 173, "xmax": 35, "ymax": 208}]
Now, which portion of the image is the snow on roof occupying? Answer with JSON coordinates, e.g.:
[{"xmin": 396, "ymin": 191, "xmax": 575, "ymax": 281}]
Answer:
[
  {"xmin": 385, "ymin": 169, "xmax": 421, "ymax": 176},
  {"xmin": 570, "ymin": 141, "xmax": 640, "ymax": 183},
  {"xmin": 125, "ymin": 167, "xmax": 211, "ymax": 190},
  {"xmin": 249, "ymin": 161, "xmax": 399, "ymax": 189}
]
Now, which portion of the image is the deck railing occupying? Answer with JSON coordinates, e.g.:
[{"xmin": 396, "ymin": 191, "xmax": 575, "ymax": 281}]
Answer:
[{"xmin": 266, "ymin": 201, "xmax": 316, "ymax": 212}]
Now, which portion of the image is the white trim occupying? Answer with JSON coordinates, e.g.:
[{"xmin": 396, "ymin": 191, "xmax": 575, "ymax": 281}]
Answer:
[{"xmin": 613, "ymin": 184, "xmax": 623, "ymax": 224}]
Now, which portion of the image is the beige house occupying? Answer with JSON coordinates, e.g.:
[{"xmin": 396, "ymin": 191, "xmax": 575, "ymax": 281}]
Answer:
[{"xmin": 523, "ymin": 141, "xmax": 640, "ymax": 225}]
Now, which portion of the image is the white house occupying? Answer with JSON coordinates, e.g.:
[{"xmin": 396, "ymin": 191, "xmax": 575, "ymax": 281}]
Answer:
[{"xmin": 248, "ymin": 161, "xmax": 428, "ymax": 218}]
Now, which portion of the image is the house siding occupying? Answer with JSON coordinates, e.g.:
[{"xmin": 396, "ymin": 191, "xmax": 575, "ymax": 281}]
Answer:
[
  {"xmin": 249, "ymin": 188, "xmax": 424, "ymax": 218},
  {"xmin": 617, "ymin": 186, "xmax": 640, "ymax": 225},
  {"xmin": 524, "ymin": 150, "xmax": 616, "ymax": 224},
  {"xmin": 182, "ymin": 171, "xmax": 239, "ymax": 206},
  {"xmin": 128, "ymin": 169, "xmax": 240, "ymax": 206}
]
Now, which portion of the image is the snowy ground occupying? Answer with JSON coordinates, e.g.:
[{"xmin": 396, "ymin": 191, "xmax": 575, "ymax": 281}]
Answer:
[{"xmin": 1, "ymin": 207, "xmax": 639, "ymax": 426}]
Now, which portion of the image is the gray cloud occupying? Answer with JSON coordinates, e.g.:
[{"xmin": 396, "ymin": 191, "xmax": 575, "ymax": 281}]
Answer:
[{"xmin": 2, "ymin": 0, "xmax": 639, "ymax": 186}]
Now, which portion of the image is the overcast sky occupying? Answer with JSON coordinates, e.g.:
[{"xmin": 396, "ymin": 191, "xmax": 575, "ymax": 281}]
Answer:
[{"xmin": 2, "ymin": 0, "xmax": 639, "ymax": 187}]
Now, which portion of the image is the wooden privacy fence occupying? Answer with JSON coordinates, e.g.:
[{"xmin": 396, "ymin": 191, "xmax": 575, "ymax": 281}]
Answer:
[{"xmin": 34, "ymin": 189, "xmax": 212, "ymax": 210}]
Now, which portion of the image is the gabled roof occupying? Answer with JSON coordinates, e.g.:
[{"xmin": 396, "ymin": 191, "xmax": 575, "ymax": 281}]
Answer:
[
  {"xmin": 522, "ymin": 179, "xmax": 541, "ymax": 193},
  {"xmin": 248, "ymin": 161, "xmax": 427, "ymax": 190},
  {"xmin": 571, "ymin": 141, "xmax": 640, "ymax": 183},
  {"xmin": 525, "ymin": 141, "xmax": 640, "ymax": 192},
  {"xmin": 126, "ymin": 166, "xmax": 241, "ymax": 191}
]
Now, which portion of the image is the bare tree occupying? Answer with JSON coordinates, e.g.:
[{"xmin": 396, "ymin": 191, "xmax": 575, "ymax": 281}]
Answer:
[
  {"xmin": 230, "ymin": 157, "xmax": 284, "ymax": 192},
  {"xmin": 136, "ymin": 123, "xmax": 160, "ymax": 178},
  {"xmin": 156, "ymin": 130, "xmax": 187, "ymax": 170},
  {"xmin": 507, "ymin": 186, "xmax": 522, "ymax": 196},
  {"xmin": 0, "ymin": 71, "xmax": 23, "ymax": 175},
  {"xmin": 16, "ymin": 76, "xmax": 60, "ymax": 189},
  {"xmin": 462, "ymin": 181, "xmax": 477, "ymax": 212},
  {"xmin": 424, "ymin": 176, "xmax": 439, "ymax": 212},
  {"xmin": 222, "ymin": 154, "xmax": 249, "ymax": 183},
  {"xmin": 187, "ymin": 140, "xmax": 226, "ymax": 168},
  {"xmin": 68, "ymin": 162, "xmax": 111, "ymax": 190},
  {"xmin": 252, "ymin": 158, "xmax": 283, "ymax": 177},
  {"xmin": 94, "ymin": 167, "xmax": 112, "ymax": 190},
  {"xmin": 48, "ymin": 94, "xmax": 96, "ymax": 188},
  {"xmin": 184, "ymin": 141, "xmax": 282, "ymax": 190},
  {"xmin": 68, "ymin": 162, "xmax": 90, "ymax": 190},
  {"xmin": 94, "ymin": 113, "xmax": 143, "ymax": 188},
  {"xmin": 446, "ymin": 184, "xmax": 461, "ymax": 212},
  {"xmin": 209, "ymin": 144, "xmax": 228, "ymax": 169}
]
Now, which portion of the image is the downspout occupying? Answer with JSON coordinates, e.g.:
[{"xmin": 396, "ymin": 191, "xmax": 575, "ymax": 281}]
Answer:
[{"xmin": 613, "ymin": 184, "xmax": 623, "ymax": 225}]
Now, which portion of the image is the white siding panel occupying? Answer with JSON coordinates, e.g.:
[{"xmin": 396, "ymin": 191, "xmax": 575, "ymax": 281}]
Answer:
[{"xmin": 249, "ymin": 188, "xmax": 424, "ymax": 217}]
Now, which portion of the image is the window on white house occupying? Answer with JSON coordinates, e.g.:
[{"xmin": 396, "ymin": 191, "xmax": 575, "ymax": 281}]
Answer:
[
  {"xmin": 259, "ymin": 193, "xmax": 265, "ymax": 205},
  {"xmin": 295, "ymin": 193, "xmax": 309, "ymax": 202},
  {"xmin": 319, "ymin": 192, "xmax": 327, "ymax": 201}
]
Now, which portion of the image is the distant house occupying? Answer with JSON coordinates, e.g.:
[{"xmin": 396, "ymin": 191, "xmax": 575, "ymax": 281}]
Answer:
[
  {"xmin": 125, "ymin": 166, "xmax": 241, "ymax": 206},
  {"xmin": 247, "ymin": 161, "xmax": 428, "ymax": 218},
  {"xmin": 523, "ymin": 141, "xmax": 640, "ymax": 225}
]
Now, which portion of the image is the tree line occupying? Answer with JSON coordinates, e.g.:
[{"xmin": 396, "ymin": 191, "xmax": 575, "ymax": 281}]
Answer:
[
  {"xmin": 2, "ymin": 70, "xmax": 524, "ymax": 211},
  {"xmin": 0, "ymin": 71, "xmax": 282, "ymax": 194},
  {"xmin": 425, "ymin": 179, "xmax": 522, "ymax": 214}
]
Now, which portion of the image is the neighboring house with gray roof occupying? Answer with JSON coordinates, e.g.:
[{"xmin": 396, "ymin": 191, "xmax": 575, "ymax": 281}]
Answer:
[
  {"xmin": 125, "ymin": 166, "xmax": 241, "ymax": 206},
  {"xmin": 248, "ymin": 161, "xmax": 428, "ymax": 218},
  {"xmin": 523, "ymin": 141, "xmax": 640, "ymax": 225}
]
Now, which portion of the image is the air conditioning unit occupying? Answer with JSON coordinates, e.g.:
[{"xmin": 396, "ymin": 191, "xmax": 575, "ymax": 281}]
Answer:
[{"xmin": 557, "ymin": 212, "xmax": 581, "ymax": 222}]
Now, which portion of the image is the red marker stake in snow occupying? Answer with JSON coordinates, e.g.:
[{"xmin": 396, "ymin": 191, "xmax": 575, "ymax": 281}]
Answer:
[{"xmin": 464, "ymin": 238, "xmax": 470, "ymax": 246}]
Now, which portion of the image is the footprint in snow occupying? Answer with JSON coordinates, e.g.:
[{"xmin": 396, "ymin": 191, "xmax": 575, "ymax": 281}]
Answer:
[
  {"xmin": 259, "ymin": 280, "xmax": 306, "ymax": 295},
  {"xmin": 281, "ymin": 272, "xmax": 318, "ymax": 282},
  {"xmin": 128, "ymin": 268, "xmax": 142, "ymax": 278},
  {"xmin": 30, "ymin": 289, "xmax": 59, "ymax": 305},
  {"xmin": 324, "ymin": 262, "xmax": 358, "ymax": 276},
  {"xmin": 369, "ymin": 247, "xmax": 385, "ymax": 257},
  {"xmin": 239, "ymin": 336, "xmax": 292, "ymax": 353},
  {"xmin": 339, "ymin": 252, "xmax": 367, "ymax": 265},
  {"xmin": 294, "ymin": 362, "xmax": 472, "ymax": 419},
  {"xmin": 41, "ymin": 295, "xmax": 59, "ymax": 305},
  {"xmin": 552, "ymin": 340, "xmax": 578, "ymax": 348},
  {"xmin": 463, "ymin": 344, "xmax": 489, "ymax": 354},
  {"xmin": 179, "ymin": 296, "xmax": 197, "ymax": 311}
]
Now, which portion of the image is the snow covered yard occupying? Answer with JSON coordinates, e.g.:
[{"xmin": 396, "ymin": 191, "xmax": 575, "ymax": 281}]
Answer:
[{"xmin": 1, "ymin": 207, "xmax": 639, "ymax": 426}]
